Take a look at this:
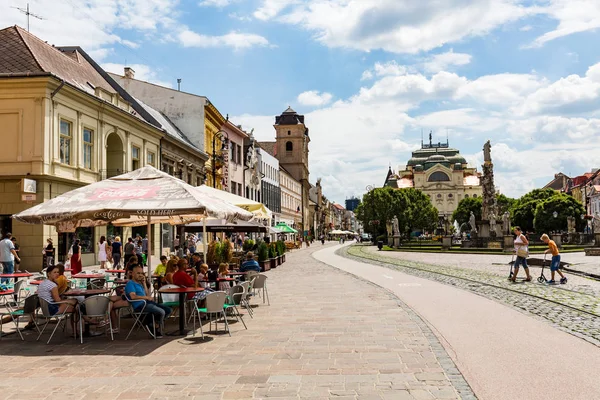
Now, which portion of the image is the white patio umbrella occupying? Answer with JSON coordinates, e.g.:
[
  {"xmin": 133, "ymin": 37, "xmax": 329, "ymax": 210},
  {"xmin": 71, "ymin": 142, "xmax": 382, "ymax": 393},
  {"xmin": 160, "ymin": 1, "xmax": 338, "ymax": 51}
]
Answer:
[{"xmin": 13, "ymin": 166, "xmax": 253, "ymax": 275}]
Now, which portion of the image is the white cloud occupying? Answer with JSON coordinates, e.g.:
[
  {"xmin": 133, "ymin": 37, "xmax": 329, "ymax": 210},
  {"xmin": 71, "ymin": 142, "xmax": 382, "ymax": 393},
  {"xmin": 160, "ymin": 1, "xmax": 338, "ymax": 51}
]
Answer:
[
  {"xmin": 423, "ymin": 49, "xmax": 472, "ymax": 73},
  {"xmin": 529, "ymin": 0, "xmax": 600, "ymax": 47},
  {"xmin": 178, "ymin": 29, "xmax": 270, "ymax": 49},
  {"xmin": 456, "ymin": 73, "xmax": 546, "ymax": 105},
  {"xmin": 199, "ymin": 0, "xmax": 233, "ymax": 7},
  {"xmin": 297, "ymin": 90, "xmax": 333, "ymax": 106},
  {"xmin": 256, "ymin": 0, "xmax": 530, "ymax": 53},
  {"xmin": 520, "ymin": 25, "xmax": 533, "ymax": 31},
  {"xmin": 102, "ymin": 63, "xmax": 174, "ymax": 88}
]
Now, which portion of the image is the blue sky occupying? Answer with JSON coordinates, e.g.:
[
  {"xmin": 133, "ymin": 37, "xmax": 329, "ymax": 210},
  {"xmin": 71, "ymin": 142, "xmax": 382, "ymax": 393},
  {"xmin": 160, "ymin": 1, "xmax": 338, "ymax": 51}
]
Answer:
[{"xmin": 4, "ymin": 0, "xmax": 600, "ymax": 204}]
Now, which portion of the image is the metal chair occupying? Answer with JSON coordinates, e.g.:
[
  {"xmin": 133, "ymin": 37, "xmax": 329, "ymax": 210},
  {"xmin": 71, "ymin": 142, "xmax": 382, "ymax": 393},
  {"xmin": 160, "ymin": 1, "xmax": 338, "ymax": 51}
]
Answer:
[
  {"xmin": 37, "ymin": 298, "xmax": 80, "ymax": 344},
  {"xmin": 88, "ymin": 278, "xmax": 106, "ymax": 290},
  {"xmin": 251, "ymin": 274, "xmax": 270, "ymax": 305},
  {"xmin": 0, "ymin": 292, "xmax": 38, "ymax": 341},
  {"xmin": 224, "ymin": 287, "xmax": 247, "ymax": 330},
  {"xmin": 81, "ymin": 295, "xmax": 113, "ymax": 342},
  {"xmin": 232, "ymin": 281, "xmax": 254, "ymax": 318},
  {"xmin": 124, "ymin": 294, "xmax": 155, "ymax": 340},
  {"xmin": 191, "ymin": 291, "xmax": 229, "ymax": 338}
]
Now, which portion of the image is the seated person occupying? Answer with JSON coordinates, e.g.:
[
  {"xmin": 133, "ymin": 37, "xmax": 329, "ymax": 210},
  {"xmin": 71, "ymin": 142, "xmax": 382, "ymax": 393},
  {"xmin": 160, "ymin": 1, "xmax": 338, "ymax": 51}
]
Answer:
[
  {"xmin": 125, "ymin": 265, "xmax": 171, "ymax": 339},
  {"xmin": 190, "ymin": 253, "xmax": 203, "ymax": 274},
  {"xmin": 125, "ymin": 255, "xmax": 140, "ymax": 280},
  {"xmin": 240, "ymin": 252, "xmax": 261, "ymax": 273},
  {"xmin": 55, "ymin": 263, "xmax": 70, "ymax": 295},
  {"xmin": 164, "ymin": 259, "xmax": 178, "ymax": 284},
  {"xmin": 197, "ymin": 263, "xmax": 210, "ymax": 289},
  {"xmin": 38, "ymin": 265, "xmax": 77, "ymax": 315},
  {"xmin": 172, "ymin": 259, "xmax": 198, "ymax": 299},
  {"xmin": 217, "ymin": 263, "xmax": 231, "ymax": 291},
  {"xmin": 154, "ymin": 256, "xmax": 168, "ymax": 276}
]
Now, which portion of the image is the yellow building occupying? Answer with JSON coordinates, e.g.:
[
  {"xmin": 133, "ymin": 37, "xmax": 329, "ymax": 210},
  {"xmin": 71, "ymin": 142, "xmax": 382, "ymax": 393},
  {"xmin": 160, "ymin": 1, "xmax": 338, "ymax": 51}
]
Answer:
[
  {"xmin": 204, "ymin": 102, "xmax": 227, "ymax": 190},
  {"xmin": 0, "ymin": 26, "xmax": 165, "ymax": 269}
]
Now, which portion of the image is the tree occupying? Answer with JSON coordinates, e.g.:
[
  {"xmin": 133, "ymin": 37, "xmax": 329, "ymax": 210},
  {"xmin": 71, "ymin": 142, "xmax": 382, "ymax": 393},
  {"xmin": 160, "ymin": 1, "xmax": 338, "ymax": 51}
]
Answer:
[
  {"xmin": 401, "ymin": 188, "xmax": 438, "ymax": 235},
  {"xmin": 533, "ymin": 194, "xmax": 585, "ymax": 234},
  {"xmin": 511, "ymin": 188, "xmax": 557, "ymax": 232},
  {"xmin": 452, "ymin": 197, "xmax": 482, "ymax": 230},
  {"xmin": 496, "ymin": 193, "xmax": 516, "ymax": 216}
]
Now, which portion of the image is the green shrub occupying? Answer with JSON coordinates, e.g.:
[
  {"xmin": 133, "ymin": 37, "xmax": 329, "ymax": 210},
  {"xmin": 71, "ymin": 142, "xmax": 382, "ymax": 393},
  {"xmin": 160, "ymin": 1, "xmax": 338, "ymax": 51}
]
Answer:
[
  {"xmin": 257, "ymin": 241, "xmax": 269, "ymax": 262},
  {"xmin": 276, "ymin": 240, "xmax": 285, "ymax": 256},
  {"xmin": 268, "ymin": 243, "xmax": 277, "ymax": 259},
  {"xmin": 242, "ymin": 239, "xmax": 254, "ymax": 252}
]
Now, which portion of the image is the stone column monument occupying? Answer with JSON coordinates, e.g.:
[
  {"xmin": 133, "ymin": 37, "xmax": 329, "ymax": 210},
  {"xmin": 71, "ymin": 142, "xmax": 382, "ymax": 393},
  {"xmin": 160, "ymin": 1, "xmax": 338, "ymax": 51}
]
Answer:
[{"xmin": 480, "ymin": 140, "xmax": 498, "ymax": 239}]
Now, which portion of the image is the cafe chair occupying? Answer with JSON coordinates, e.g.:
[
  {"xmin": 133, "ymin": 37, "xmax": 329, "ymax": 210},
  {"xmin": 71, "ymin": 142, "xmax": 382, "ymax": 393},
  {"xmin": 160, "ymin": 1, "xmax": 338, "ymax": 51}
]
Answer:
[
  {"xmin": 82, "ymin": 295, "xmax": 113, "ymax": 342},
  {"xmin": 158, "ymin": 284, "xmax": 181, "ymax": 321},
  {"xmin": 124, "ymin": 294, "xmax": 156, "ymax": 340},
  {"xmin": 224, "ymin": 287, "xmax": 247, "ymax": 330},
  {"xmin": 37, "ymin": 298, "xmax": 80, "ymax": 344},
  {"xmin": 232, "ymin": 281, "xmax": 253, "ymax": 318},
  {"xmin": 252, "ymin": 274, "xmax": 270, "ymax": 305},
  {"xmin": 191, "ymin": 291, "xmax": 229, "ymax": 338},
  {"xmin": 0, "ymin": 292, "xmax": 39, "ymax": 340},
  {"xmin": 88, "ymin": 278, "xmax": 106, "ymax": 290}
]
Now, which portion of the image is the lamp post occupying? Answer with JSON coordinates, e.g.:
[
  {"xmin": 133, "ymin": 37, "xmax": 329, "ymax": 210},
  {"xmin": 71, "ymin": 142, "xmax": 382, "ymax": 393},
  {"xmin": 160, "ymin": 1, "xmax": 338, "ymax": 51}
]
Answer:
[
  {"xmin": 366, "ymin": 184, "xmax": 375, "ymax": 241},
  {"xmin": 212, "ymin": 129, "xmax": 229, "ymax": 189}
]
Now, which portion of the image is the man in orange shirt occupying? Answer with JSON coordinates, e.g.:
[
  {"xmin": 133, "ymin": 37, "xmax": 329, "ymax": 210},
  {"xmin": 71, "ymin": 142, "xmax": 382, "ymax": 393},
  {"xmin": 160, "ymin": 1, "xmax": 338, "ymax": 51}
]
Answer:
[{"xmin": 541, "ymin": 234, "xmax": 567, "ymax": 284}]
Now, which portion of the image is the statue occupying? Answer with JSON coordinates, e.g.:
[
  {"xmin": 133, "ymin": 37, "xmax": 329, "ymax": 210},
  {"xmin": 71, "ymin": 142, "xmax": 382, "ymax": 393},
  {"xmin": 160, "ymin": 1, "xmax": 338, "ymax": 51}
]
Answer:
[
  {"xmin": 567, "ymin": 216, "xmax": 576, "ymax": 233},
  {"xmin": 392, "ymin": 215, "xmax": 399, "ymax": 236},
  {"xmin": 386, "ymin": 220, "xmax": 393, "ymax": 238},
  {"xmin": 469, "ymin": 211, "xmax": 477, "ymax": 233},
  {"xmin": 489, "ymin": 212, "xmax": 497, "ymax": 236},
  {"xmin": 483, "ymin": 140, "xmax": 492, "ymax": 163},
  {"xmin": 502, "ymin": 211, "xmax": 511, "ymax": 235}
]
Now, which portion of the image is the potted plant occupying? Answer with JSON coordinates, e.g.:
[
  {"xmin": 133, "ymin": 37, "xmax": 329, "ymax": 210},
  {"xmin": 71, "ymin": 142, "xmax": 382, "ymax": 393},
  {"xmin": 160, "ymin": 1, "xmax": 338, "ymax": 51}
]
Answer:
[
  {"xmin": 277, "ymin": 240, "xmax": 286, "ymax": 263},
  {"xmin": 257, "ymin": 241, "xmax": 270, "ymax": 271},
  {"xmin": 242, "ymin": 239, "xmax": 254, "ymax": 252},
  {"xmin": 268, "ymin": 243, "xmax": 277, "ymax": 269},
  {"xmin": 220, "ymin": 239, "xmax": 232, "ymax": 265},
  {"xmin": 207, "ymin": 240, "xmax": 218, "ymax": 267}
]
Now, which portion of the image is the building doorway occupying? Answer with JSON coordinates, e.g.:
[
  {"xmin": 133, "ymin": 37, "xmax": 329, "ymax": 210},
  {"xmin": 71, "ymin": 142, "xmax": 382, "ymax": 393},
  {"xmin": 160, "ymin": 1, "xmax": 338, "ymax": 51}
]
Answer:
[{"xmin": 106, "ymin": 133, "xmax": 124, "ymax": 178}]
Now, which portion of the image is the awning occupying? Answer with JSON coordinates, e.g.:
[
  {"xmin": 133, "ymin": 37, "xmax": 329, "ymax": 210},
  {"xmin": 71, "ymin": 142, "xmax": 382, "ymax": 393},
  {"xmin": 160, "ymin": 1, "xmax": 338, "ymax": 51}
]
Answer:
[{"xmin": 185, "ymin": 219, "xmax": 268, "ymax": 233}]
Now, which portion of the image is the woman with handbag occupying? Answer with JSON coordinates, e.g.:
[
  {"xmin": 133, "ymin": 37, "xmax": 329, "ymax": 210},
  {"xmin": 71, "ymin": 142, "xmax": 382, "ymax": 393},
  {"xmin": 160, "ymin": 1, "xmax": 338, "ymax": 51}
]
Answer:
[{"xmin": 512, "ymin": 227, "xmax": 532, "ymax": 282}]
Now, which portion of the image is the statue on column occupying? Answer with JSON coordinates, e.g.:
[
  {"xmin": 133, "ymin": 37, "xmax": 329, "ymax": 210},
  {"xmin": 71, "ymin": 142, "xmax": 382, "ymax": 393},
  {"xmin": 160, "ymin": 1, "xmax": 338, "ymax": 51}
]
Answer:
[
  {"xmin": 567, "ymin": 216, "xmax": 576, "ymax": 233},
  {"xmin": 469, "ymin": 211, "xmax": 477, "ymax": 233},
  {"xmin": 392, "ymin": 215, "xmax": 399, "ymax": 236},
  {"xmin": 502, "ymin": 211, "xmax": 511, "ymax": 235},
  {"xmin": 483, "ymin": 140, "xmax": 492, "ymax": 163},
  {"xmin": 489, "ymin": 212, "xmax": 497, "ymax": 236}
]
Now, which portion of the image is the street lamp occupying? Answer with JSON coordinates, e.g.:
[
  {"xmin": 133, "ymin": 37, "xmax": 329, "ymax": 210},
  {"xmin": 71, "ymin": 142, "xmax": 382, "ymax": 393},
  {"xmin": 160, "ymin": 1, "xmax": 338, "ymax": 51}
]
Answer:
[
  {"xmin": 552, "ymin": 211, "xmax": 558, "ymax": 219},
  {"xmin": 212, "ymin": 129, "xmax": 229, "ymax": 189}
]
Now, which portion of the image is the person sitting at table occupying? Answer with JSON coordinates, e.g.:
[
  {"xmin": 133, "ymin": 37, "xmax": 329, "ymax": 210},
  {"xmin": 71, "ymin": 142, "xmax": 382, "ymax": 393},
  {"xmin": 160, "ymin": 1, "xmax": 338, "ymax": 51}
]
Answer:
[
  {"xmin": 197, "ymin": 263, "xmax": 211, "ymax": 289},
  {"xmin": 55, "ymin": 263, "xmax": 70, "ymax": 295},
  {"xmin": 190, "ymin": 253, "xmax": 203, "ymax": 274},
  {"xmin": 37, "ymin": 265, "xmax": 78, "ymax": 325},
  {"xmin": 154, "ymin": 256, "xmax": 169, "ymax": 276},
  {"xmin": 125, "ymin": 256, "xmax": 140, "ymax": 280},
  {"xmin": 240, "ymin": 252, "xmax": 261, "ymax": 273},
  {"xmin": 164, "ymin": 259, "xmax": 178, "ymax": 284},
  {"xmin": 126, "ymin": 265, "xmax": 170, "ymax": 339},
  {"xmin": 217, "ymin": 263, "xmax": 231, "ymax": 291},
  {"xmin": 172, "ymin": 259, "xmax": 198, "ymax": 299}
]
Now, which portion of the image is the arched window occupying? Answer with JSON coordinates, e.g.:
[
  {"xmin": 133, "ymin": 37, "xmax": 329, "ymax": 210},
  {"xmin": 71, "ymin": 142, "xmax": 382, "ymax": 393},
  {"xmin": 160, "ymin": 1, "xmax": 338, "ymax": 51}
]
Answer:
[
  {"xmin": 464, "ymin": 194, "xmax": 469, "ymax": 198},
  {"xmin": 428, "ymin": 171, "xmax": 450, "ymax": 182},
  {"xmin": 473, "ymin": 194, "xmax": 478, "ymax": 198},
  {"xmin": 286, "ymin": 141, "xmax": 293, "ymax": 152}
]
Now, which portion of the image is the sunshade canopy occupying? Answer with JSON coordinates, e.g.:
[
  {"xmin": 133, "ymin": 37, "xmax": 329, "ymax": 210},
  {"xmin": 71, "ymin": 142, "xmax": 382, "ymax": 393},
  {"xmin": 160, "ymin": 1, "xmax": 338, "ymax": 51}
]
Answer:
[
  {"xmin": 186, "ymin": 219, "xmax": 267, "ymax": 233},
  {"xmin": 194, "ymin": 185, "xmax": 272, "ymax": 220},
  {"xmin": 275, "ymin": 222, "xmax": 298, "ymax": 233},
  {"xmin": 12, "ymin": 166, "xmax": 253, "ymax": 231}
]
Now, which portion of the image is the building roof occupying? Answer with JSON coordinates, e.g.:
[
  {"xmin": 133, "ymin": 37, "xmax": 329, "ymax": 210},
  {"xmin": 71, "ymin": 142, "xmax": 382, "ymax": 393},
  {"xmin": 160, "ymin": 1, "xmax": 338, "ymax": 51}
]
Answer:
[
  {"xmin": 134, "ymin": 97, "xmax": 200, "ymax": 152},
  {"xmin": 258, "ymin": 141, "xmax": 276, "ymax": 157},
  {"xmin": 543, "ymin": 172, "xmax": 569, "ymax": 191},
  {"xmin": 275, "ymin": 107, "xmax": 306, "ymax": 126},
  {"xmin": 0, "ymin": 26, "xmax": 115, "ymax": 95},
  {"xmin": 332, "ymin": 203, "xmax": 345, "ymax": 211}
]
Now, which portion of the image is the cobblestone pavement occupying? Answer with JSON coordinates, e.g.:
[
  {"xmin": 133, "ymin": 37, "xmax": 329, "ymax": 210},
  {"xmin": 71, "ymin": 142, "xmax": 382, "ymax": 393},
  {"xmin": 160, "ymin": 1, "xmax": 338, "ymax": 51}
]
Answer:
[
  {"xmin": 343, "ymin": 245, "xmax": 600, "ymax": 347},
  {"xmin": 0, "ymin": 243, "xmax": 474, "ymax": 400}
]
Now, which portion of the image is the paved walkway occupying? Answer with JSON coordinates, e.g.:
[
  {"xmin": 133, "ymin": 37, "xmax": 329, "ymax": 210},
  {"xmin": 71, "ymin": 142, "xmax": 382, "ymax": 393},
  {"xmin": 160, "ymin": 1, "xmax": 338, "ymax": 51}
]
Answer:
[
  {"xmin": 317, "ymin": 243, "xmax": 600, "ymax": 400},
  {"xmin": 0, "ymin": 243, "xmax": 470, "ymax": 400}
]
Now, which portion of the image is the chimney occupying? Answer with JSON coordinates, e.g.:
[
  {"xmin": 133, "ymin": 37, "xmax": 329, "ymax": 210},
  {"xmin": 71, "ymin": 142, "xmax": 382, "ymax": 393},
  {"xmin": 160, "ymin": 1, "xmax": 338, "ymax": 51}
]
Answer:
[{"xmin": 124, "ymin": 67, "xmax": 135, "ymax": 79}]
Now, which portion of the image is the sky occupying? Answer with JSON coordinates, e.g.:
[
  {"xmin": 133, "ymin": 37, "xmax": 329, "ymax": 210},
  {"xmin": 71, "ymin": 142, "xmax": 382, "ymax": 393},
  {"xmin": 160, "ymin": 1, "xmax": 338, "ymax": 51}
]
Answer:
[{"xmin": 3, "ymin": 0, "xmax": 600, "ymax": 204}]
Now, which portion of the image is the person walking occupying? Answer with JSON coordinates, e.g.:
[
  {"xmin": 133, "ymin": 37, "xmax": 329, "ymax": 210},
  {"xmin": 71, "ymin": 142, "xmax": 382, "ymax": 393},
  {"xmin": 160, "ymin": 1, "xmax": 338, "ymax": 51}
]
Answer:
[
  {"xmin": 12, "ymin": 237, "xmax": 21, "ymax": 272},
  {"xmin": 43, "ymin": 238, "xmax": 54, "ymax": 268},
  {"xmin": 541, "ymin": 233, "xmax": 567, "ymax": 284},
  {"xmin": 511, "ymin": 227, "xmax": 532, "ymax": 282},
  {"xmin": 124, "ymin": 237, "xmax": 135, "ymax": 266},
  {"xmin": 111, "ymin": 236, "xmax": 123, "ymax": 268},
  {"xmin": 70, "ymin": 239, "xmax": 82, "ymax": 275},
  {"xmin": 97, "ymin": 235, "xmax": 110, "ymax": 269},
  {"xmin": 0, "ymin": 233, "xmax": 20, "ymax": 283}
]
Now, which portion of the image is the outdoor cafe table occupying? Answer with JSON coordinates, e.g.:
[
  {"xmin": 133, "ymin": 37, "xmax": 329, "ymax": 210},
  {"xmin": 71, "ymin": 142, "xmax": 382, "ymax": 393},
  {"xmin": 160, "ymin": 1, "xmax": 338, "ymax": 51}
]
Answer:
[
  {"xmin": 72, "ymin": 273, "xmax": 105, "ymax": 286},
  {"xmin": 105, "ymin": 270, "xmax": 126, "ymax": 279},
  {"xmin": 29, "ymin": 280, "xmax": 43, "ymax": 285},
  {"xmin": 158, "ymin": 286, "xmax": 204, "ymax": 336},
  {"xmin": 0, "ymin": 273, "xmax": 33, "ymax": 283},
  {"xmin": 64, "ymin": 289, "xmax": 111, "ymax": 338}
]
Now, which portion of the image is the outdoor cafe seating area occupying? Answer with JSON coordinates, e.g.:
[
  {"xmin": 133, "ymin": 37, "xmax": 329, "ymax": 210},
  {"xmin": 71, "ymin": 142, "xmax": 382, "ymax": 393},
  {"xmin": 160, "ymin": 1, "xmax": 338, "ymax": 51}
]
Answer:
[{"xmin": 0, "ymin": 261, "xmax": 273, "ymax": 343}]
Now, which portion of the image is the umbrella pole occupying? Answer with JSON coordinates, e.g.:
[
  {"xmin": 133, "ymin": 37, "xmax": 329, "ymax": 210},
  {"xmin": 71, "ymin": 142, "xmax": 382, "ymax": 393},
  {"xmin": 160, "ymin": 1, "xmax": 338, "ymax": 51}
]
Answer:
[
  {"xmin": 147, "ymin": 215, "xmax": 152, "ymax": 281},
  {"xmin": 203, "ymin": 218, "xmax": 208, "ymax": 262}
]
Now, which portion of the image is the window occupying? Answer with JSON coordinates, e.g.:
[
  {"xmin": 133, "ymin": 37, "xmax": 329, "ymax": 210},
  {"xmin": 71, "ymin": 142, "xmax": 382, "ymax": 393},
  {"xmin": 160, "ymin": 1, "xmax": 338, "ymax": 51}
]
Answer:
[
  {"xmin": 147, "ymin": 151, "xmax": 156, "ymax": 167},
  {"xmin": 231, "ymin": 144, "xmax": 236, "ymax": 164},
  {"xmin": 428, "ymin": 171, "xmax": 450, "ymax": 182},
  {"xmin": 464, "ymin": 194, "xmax": 469, "ymax": 198},
  {"xmin": 132, "ymin": 146, "xmax": 140, "ymax": 170},
  {"xmin": 237, "ymin": 145, "xmax": 241, "ymax": 165},
  {"xmin": 287, "ymin": 130, "xmax": 291, "ymax": 135},
  {"xmin": 59, "ymin": 120, "xmax": 72, "ymax": 165},
  {"xmin": 448, "ymin": 194, "xmax": 453, "ymax": 198},
  {"xmin": 83, "ymin": 127, "xmax": 93, "ymax": 169},
  {"xmin": 473, "ymin": 194, "xmax": 478, "ymax": 198},
  {"xmin": 437, "ymin": 194, "xmax": 442, "ymax": 198},
  {"xmin": 286, "ymin": 141, "xmax": 293, "ymax": 152}
]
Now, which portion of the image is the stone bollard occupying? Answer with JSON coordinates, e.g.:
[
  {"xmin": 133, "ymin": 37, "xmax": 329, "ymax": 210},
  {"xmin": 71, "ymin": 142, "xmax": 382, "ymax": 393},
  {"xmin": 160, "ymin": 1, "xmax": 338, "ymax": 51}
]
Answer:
[{"xmin": 442, "ymin": 235, "xmax": 452, "ymax": 250}]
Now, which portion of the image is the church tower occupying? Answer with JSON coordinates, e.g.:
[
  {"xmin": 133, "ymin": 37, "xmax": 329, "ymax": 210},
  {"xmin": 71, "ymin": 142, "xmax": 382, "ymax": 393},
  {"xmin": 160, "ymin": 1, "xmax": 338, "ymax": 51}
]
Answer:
[{"xmin": 274, "ymin": 107, "xmax": 310, "ymax": 234}]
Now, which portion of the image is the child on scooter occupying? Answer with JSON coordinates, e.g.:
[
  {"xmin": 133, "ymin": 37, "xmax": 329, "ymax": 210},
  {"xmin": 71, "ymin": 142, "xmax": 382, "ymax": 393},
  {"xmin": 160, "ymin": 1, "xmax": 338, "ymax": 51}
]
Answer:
[{"xmin": 540, "ymin": 234, "xmax": 567, "ymax": 284}]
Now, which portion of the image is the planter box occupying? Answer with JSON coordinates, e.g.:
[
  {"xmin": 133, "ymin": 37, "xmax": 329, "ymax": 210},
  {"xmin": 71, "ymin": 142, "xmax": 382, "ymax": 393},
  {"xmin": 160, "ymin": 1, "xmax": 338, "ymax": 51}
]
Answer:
[
  {"xmin": 270, "ymin": 258, "xmax": 277, "ymax": 269},
  {"xmin": 259, "ymin": 260, "xmax": 270, "ymax": 272},
  {"xmin": 276, "ymin": 256, "xmax": 282, "ymax": 266},
  {"xmin": 282, "ymin": 254, "xmax": 286, "ymax": 263}
]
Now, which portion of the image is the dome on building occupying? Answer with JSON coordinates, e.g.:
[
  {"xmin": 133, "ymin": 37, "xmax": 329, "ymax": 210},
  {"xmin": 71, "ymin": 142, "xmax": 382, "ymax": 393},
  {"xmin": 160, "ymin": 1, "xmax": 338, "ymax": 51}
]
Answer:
[{"xmin": 427, "ymin": 154, "xmax": 448, "ymax": 163}]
